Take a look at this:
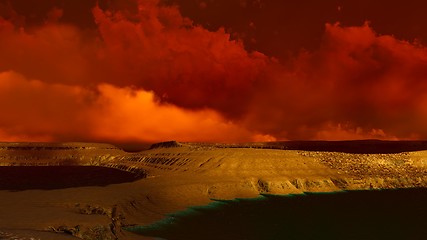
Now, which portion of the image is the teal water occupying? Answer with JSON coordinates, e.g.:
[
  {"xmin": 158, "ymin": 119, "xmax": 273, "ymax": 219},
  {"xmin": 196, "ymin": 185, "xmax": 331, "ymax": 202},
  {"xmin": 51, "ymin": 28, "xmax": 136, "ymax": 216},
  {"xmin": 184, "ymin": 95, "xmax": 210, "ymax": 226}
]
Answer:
[{"xmin": 127, "ymin": 188, "xmax": 427, "ymax": 240}]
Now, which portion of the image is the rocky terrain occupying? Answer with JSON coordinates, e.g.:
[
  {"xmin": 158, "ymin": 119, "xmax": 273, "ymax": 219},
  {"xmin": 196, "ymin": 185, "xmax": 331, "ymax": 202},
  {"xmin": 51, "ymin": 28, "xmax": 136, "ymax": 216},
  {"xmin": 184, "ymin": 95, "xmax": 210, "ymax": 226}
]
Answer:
[{"xmin": 0, "ymin": 141, "xmax": 426, "ymax": 240}]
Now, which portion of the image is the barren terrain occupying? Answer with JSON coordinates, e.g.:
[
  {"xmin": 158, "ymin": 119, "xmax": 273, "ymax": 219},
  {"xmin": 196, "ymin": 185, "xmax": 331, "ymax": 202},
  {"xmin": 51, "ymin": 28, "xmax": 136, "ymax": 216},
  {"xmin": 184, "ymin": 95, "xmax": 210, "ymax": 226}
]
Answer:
[{"xmin": 0, "ymin": 141, "xmax": 426, "ymax": 239}]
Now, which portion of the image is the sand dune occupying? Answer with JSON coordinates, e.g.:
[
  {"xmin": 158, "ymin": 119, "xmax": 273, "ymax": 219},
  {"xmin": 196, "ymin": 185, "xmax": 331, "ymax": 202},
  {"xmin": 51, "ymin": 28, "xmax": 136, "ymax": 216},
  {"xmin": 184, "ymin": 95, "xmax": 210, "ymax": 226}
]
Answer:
[{"xmin": 0, "ymin": 141, "xmax": 426, "ymax": 239}]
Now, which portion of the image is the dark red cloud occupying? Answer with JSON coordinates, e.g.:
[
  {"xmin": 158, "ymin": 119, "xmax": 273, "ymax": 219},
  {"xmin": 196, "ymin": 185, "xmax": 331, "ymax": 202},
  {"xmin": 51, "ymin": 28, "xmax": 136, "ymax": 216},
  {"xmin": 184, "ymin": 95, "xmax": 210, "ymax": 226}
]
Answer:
[
  {"xmin": 92, "ymin": 2, "xmax": 269, "ymax": 117},
  {"xmin": 1, "ymin": 0, "xmax": 427, "ymax": 143},
  {"xmin": 246, "ymin": 23, "xmax": 427, "ymax": 140},
  {"xmin": 171, "ymin": 0, "xmax": 427, "ymax": 59}
]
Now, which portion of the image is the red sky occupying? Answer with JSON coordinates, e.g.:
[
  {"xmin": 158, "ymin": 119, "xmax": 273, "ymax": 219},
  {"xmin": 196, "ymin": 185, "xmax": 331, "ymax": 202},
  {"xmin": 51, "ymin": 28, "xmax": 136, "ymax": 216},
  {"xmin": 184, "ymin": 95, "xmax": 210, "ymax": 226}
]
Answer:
[{"xmin": 1, "ymin": 0, "xmax": 427, "ymax": 144}]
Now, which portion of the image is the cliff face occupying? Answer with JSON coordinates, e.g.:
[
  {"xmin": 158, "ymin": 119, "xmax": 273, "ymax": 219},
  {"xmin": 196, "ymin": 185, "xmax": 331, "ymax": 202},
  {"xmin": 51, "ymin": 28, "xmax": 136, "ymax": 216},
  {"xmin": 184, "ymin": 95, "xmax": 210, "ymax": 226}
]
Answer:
[
  {"xmin": 0, "ymin": 142, "xmax": 123, "ymax": 166},
  {"xmin": 115, "ymin": 145, "xmax": 427, "ymax": 192},
  {"xmin": 0, "ymin": 142, "xmax": 426, "ymax": 240},
  {"xmin": 1, "ymin": 142, "xmax": 426, "ymax": 205}
]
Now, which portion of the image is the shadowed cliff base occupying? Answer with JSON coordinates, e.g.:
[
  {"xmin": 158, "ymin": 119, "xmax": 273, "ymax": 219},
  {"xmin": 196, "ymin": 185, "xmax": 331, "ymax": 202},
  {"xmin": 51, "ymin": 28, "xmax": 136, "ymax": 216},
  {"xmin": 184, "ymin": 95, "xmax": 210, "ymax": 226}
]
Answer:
[{"xmin": 0, "ymin": 166, "xmax": 146, "ymax": 191}]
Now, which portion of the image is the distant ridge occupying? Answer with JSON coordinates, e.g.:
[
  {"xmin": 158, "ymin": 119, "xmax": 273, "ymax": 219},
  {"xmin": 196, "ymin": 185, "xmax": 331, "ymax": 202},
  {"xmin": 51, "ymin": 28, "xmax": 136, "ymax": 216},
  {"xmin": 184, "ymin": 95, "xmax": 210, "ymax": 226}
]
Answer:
[
  {"xmin": 2, "ymin": 140, "xmax": 427, "ymax": 154},
  {"xmin": 149, "ymin": 141, "xmax": 182, "ymax": 149},
  {"xmin": 180, "ymin": 140, "xmax": 427, "ymax": 154},
  {"xmin": 0, "ymin": 142, "xmax": 119, "ymax": 150},
  {"xmin": 258, "ymin": 140, "xmax": 427, "ymax": 154}
]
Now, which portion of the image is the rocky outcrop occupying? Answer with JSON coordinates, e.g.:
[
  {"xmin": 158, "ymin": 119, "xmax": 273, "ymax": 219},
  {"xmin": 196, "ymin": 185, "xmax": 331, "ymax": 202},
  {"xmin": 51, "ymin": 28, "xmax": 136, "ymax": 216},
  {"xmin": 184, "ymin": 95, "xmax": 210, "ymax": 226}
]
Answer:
[{"xmin": 45, "ymin": 204, "xmax": 124, "ymax": 240}]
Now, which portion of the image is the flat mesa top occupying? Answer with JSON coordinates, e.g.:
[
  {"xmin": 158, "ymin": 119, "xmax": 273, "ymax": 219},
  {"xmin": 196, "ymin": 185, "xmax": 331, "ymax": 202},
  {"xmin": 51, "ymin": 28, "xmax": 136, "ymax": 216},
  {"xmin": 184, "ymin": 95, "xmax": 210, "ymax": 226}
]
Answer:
[{"xmin": 179, "ymin": 140, "xmax": 427, "ymax": 154}]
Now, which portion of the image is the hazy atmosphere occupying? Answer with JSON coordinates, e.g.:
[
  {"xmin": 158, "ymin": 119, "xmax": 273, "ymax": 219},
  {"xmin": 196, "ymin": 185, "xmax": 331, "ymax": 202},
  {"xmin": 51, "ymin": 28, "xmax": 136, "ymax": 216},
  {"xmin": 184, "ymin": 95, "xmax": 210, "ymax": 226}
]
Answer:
[{"xmin": 2, "ymin": 0, "xmax": 427, "ymax": 144}]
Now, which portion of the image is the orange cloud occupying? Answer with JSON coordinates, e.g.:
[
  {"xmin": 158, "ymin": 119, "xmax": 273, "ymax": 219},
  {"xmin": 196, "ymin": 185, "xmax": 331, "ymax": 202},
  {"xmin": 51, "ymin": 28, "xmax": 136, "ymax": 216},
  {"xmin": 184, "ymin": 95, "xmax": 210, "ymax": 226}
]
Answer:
[
  {"xmin": 0, "ymin": 71, "xmax": 270, "ymax": 143},
  {"xmin": 2, "ymin": 1, "xmax": 427, "ymax": 143},
  {"xmin": 89, "ymin": 84, "xmax": 268, "ymax": 143}
]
